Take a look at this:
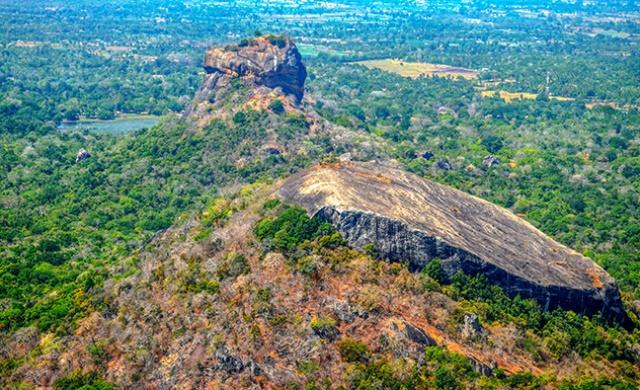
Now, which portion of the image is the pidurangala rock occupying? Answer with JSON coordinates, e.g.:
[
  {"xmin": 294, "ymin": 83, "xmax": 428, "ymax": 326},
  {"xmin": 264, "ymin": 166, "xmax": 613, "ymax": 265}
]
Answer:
[{"xmin": 278, "ymin": 161, "xmax": 631, "ymax": 327}]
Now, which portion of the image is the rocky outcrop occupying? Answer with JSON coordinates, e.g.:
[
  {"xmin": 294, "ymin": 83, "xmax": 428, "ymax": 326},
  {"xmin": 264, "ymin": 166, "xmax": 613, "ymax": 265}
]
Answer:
[
  {"xmin": 278, "ymin": 161, "xmax": 631, "ymax": 327},
  {"xmin": 435, "ymin": 159, "xmax": 452, "ymax": 170},
  {"xmin": 185, "ymin": 35, "xmax": 306, "ymax": 125},
  {"xmin": 203, "ymin": 36, "xmax": 306, "ymax": 102},
  {"xmin": 460, "ymin": 313, "xmax": 487, "ymax": 341},
  {"xmin": 482, "ymin": 155, "xmax": 501, "ymax": 168},
  {"xmin": 75, "ymin": 148, "xmax": 91, "ymax": 163},
  {"xmin": 384, "ymin": 318, "xmax": 437, "ymax": 360}
]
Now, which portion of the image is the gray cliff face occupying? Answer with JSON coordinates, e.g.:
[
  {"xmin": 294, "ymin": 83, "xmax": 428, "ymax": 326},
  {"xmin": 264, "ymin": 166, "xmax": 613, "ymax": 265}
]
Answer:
[
  {"xmin": 279, "ymin": 161, "xmax": 631, "ymax": 327},
  {"xmin": 315, "ymin": 206, "xmax": 628, "ymax": 325},
  {"xmin": 203, "ymin": 36, "xmax": 306, "ymax": 102},
  {"xmin": 185, "ymin": 35, "xmax": 306, "ymax": 126}
]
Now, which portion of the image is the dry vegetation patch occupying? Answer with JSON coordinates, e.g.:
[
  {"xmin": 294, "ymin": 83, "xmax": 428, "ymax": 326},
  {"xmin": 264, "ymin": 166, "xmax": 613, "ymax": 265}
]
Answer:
[
  {"xmin": 481, "ymin": 90, "xmax": 575, "ymax": 102},
  {"xmin": 355, "ymin": 59, "xmax": 479, "ymax": 80}
]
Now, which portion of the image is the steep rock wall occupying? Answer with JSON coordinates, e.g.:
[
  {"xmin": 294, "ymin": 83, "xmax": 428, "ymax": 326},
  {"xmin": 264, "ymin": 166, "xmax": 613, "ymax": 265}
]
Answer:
[
  {"xmin": 279, "ymin": 161, "xmax": 631, "ymax": 327},
  {"xmin": 315, "ymin": 206, "xmax": 628, "ymax": 325}
]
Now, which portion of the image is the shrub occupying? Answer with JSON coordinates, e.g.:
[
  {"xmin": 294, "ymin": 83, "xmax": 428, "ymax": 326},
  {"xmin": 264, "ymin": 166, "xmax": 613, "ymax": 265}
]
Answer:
[
  {"xmin": 255, "ymin": 206, "xmax": 333, "ymax": 252},
  {"xmin": 337, "ymin": 338, "xmax": 370, "ymax": 363},
  {"xmin": 435, "ymin": 367, "xmax": 461, "ymax": 390},
  {"xmin": 316, "ymin": 232, "xmax": 345, "ymax": 249},
  {"xmin": 202, "ymin": 198, "xmax": 232, "ymax": 227},
  {"xmin": 347, "ymin": 360, "xmax": 413, "ymax": 388},
  {"xmin": 216, "ymin": 252, "xmax": 250, "ymax": 280},
  {"xmin": 424, "ymin": 258, "xmax": 444, "ymax": 283},
  {"xmin": 481, "ymin": 135, "xmax": 504, "ymax": 153},
  {"xmin": 193, "ymin": 228, "xmax": 212, "ymax": 241},
  {"xmin": 196, "ymin": 280, "xmax": 220, "ymax": 294},
  {"xmin": 296, "ymin": 255, "xmax": 321, "ymax": 277},
  {"xmin": 297, "ymin": 360, "xmax": 320, "ymax": 378},
  {"xmin": 87, "ymin": 339, "xmax": 108, "ymax": 364},
  {"xmin": 362, "ymin": 243, "xmax": 378, "ymax": 258},
  {"xmin": 267, "ymin": 34, "xmax": 287, "ymax": 48},
  {"xmin": 424, "ymin": 346, "xmax": 476, "ymax": 383},
  {"xmin": 262, "ymin": 198, "xmax": 280, "ymax": 210},
  {"xmin": 543, "ymin": 330, "xmax": 571, "ymax": 360},
  {"xmin": 269, "ymin": 99, "xmax": 285, "ymax": 114},
  {"xmin": 286, "ymin": 113, "xmax": 309, "ymax": 128},
  {"xmin": 310, "ymin": 315, "xmax": 338, "ymax": 339},
  {"xmin": 504, "ymin": 371, "xmax": 546, "ymax": 389},
  {"xmin": 53, "ymin": 371, "xmax": 114, "ymax": 390}
]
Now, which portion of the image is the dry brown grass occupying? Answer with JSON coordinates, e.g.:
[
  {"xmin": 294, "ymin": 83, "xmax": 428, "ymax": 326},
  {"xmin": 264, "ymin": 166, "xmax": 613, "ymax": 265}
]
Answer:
[
  {"xmin": 481, "ymin": 90, "xmax": 574, "ymax": 103},
  {"xmin": 355, "ymin": 59, "xmax": 478, "ymax": 80}
]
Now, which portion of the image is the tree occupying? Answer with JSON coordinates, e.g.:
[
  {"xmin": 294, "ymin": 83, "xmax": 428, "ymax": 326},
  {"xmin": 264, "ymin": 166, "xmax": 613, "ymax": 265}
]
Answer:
[{"xmin": 481, "ymin": 135, "xmax": 504, "ymax": 153}]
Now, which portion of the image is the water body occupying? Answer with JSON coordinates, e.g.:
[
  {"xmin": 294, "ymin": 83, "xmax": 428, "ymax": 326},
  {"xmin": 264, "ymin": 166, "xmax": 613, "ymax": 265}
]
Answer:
[{"xmin": 58, "ymin": 115, "xmax": 160, "ymax": 134}]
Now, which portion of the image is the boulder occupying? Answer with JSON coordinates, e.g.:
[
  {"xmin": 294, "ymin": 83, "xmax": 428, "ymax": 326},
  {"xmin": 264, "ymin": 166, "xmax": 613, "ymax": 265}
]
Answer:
[
  {"xmin": 435, "ymin": 159, "xmax": 452, "ymax": 170},
  {"xmin": 328, "ymin": 299, "xmax": 366, "ymax": 323},
  {"xmin": 384, "ymin": 318, "xmax": 437, "ymax": 359},
  {"xmin": 421, "ymin": 151, "xmax": 434, "ymax": 160},
  {"xmin": 215, "ymin": 349, "xmax": 244, "ymax": 374},
  {"xmin": 403, "ymin": 320, "xmax": 436, "ymax": 346},
  {"xmin": 247, "ymin": 359, "xmax": 261, "ymax": 376},
  {"xmin": 278, "ymin": 161, "xmax": 631, "ymax": 327},
  {"xmin": 264, "ymin": 147, "xmax": 281, "ymax": 156},
  {"xmin": 483, "ymin": 155, "xmax": 501, "ymax": 168},
  {"xmin": 75, "ymin": 148, "xmax": 91, "ymax": 163},
  {"xmin": 460, "ymin": 313, "xmax": 487, "ymax": 341},
  {"xmin": 469, "ymin": 358, "xmax": 495, "ymax": 376}
]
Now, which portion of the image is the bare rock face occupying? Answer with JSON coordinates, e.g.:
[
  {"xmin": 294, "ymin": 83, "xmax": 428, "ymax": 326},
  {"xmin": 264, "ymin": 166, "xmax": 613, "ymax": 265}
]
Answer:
[
  {"xmin": 482, "ymin": 155, "xmax": 501, "ymax": 168},
  {"xmin": 278, "ymin": 161, "xmax": 630, "ymax": 327},
  {"xmin": 75, "ymin": 148, "xmax": 91, "ymax": 163},
  {"xmin": 204, "ymin": 35, "xmax": 306, "ymax": 102},
  {"xmin": 185, "ymin": 35, "xmax": 306, "ymax": 125},
  {"xmin": 460, "ymin": 313, "xmax": 487, "ymax": 341}
]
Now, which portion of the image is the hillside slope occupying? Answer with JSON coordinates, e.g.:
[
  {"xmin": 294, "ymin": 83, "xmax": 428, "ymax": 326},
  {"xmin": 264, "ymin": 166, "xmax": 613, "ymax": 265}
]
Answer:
[
  {"xmin": 6, "ymin": 182, "xmax": 636, "ymax": 388},
  {"xmin": 279, "ymin": 161, "xmax": 630, "ymax": 327},
  {"xmin": 3, "ymin": 35, "xmax": 640, "ymax": 389}
]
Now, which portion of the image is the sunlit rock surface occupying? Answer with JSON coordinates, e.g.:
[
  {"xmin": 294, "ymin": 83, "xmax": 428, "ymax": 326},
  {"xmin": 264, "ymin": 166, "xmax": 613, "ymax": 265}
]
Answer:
[{"xmin": 279, "ymin": 161, "xmax": 630, "ymax": 326}]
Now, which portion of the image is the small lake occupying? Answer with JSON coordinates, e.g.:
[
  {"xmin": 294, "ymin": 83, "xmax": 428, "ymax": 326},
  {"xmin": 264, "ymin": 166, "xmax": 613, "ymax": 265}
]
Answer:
[{"xmin": 58, "ymin": 115, "xmax": 160, "ymax": 134}]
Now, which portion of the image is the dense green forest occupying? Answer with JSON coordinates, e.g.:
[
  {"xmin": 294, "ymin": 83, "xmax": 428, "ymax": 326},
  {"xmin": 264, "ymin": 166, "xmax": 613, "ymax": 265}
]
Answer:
[{"xmin": 1, "ymin": 0, "xmax": 640, "ymax": 388}]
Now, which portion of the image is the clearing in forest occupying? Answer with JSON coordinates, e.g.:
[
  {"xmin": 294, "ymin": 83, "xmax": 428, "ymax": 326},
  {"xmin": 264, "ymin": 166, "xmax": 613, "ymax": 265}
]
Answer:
[
  {"xmin": 355, "ymin": 59, "xmax": 478, "ymax": 80},
  {"xmin": 481, "ymin": 90, "xmax": 575, "ymax": 103},
  {"xmin": 584, "ymin": 28, "xmax": 631, "ymax": 39}
]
